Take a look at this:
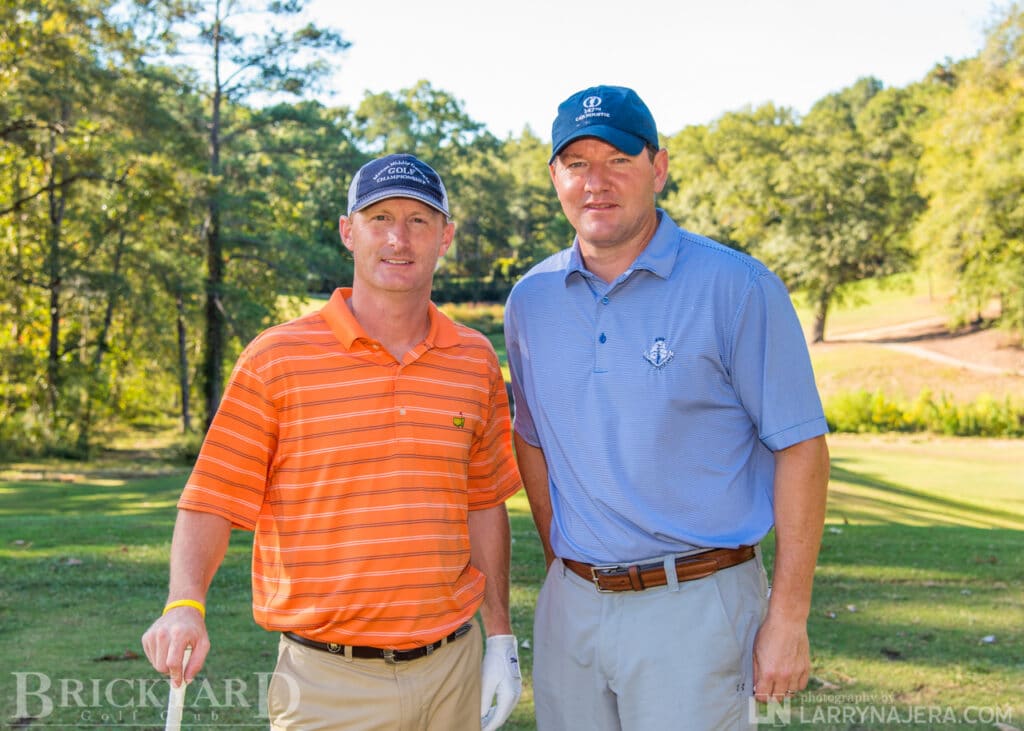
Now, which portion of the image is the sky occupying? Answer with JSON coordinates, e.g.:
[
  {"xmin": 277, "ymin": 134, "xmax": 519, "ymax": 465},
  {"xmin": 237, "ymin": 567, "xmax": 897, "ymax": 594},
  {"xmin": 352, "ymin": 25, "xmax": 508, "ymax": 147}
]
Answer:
[{"xmin": 305, "ymin": 0, "xmax": 1000, "ymax": 141}]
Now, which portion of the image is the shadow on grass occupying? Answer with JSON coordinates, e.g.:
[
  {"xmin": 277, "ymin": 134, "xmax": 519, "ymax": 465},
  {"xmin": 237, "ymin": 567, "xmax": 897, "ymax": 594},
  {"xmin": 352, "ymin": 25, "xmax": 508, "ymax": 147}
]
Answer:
[
  {"xmin": 2, "ymin": 465, "xmax": 1020, "ymax": 729},
  {"xmin": 828, "ymin": 458, "xmax": 1024, "ymax": 528},
  {"xmin": 0, "ymin": 473, "xmax": 187, "ymax": 520}
]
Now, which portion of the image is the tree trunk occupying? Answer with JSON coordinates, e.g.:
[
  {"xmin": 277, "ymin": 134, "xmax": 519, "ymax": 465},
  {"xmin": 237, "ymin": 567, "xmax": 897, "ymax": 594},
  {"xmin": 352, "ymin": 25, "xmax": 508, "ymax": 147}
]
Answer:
[
  {"xmin": 202, "ymin": 202, "xmax": 224, "ymax": 432},
  {"xmin": 176, "ymin": 289, "xmax": 192, "ymax": 434},
  {"xmin": 93, "ymin": 230, "xmax": 126, "ymax": 368},
  {"xmin": 812, "ymin": 289, "xmax": 831, "ymax": 344},
  {"xmin": 202, "ymin": 9, "xmax": 226, "ymax": 432},
  {"xmin": 45, "ymin": 118, "xmax": 68, "ymax": 418}
]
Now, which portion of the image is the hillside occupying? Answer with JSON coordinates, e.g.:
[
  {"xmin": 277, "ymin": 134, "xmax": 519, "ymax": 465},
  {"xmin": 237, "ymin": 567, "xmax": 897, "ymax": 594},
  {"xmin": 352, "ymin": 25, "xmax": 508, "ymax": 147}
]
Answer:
[{"xmin": 800, "ymin": 279, "xmax": 1023, "ymax": 404}]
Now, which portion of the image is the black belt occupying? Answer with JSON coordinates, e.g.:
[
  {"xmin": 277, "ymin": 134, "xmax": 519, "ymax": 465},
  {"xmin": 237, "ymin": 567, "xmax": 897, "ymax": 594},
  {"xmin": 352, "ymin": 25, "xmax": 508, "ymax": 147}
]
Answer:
[{"xmin": 283, "ymin": 622, "xmax": 473, "ymax": 663}]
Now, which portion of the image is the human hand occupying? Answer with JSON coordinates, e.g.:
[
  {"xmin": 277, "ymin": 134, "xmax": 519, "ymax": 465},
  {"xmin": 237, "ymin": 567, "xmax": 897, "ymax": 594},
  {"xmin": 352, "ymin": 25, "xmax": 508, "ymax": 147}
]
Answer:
[
  {"xmin": 141, "ymin": 605, "xmax": 210, "ymax": 687},
  {"xmin": 480, "ymin": 634, "xmax": 522, "ymax": 731},
  {"xmin": 752, "ymin": 613, "xmax": 810, "ymax": 703}
]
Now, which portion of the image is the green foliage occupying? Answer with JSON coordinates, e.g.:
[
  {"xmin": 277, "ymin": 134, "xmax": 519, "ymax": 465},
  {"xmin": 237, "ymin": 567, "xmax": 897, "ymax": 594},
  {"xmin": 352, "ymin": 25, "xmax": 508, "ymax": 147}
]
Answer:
[
  {"xmin": 663, "ymin": 103, "xmax": 797, "ymax": 252},
  {"xmin": 437, "ymin": 302, "xmax": 506, "ymax": 336},
  {"xmin": 2, "ymin": 1, "xmax": 1024, "ymax": 455},
  {"xmin": 825, "ymin": 389, "xmax": 1024, "ymax": 437},
  {"xmin": 431, "ymin": 276, "xmax": 513, "ymax": 305},
  {"xmin": 914, "ymin": 6, "xmax": 1024, "ymax": 332}
]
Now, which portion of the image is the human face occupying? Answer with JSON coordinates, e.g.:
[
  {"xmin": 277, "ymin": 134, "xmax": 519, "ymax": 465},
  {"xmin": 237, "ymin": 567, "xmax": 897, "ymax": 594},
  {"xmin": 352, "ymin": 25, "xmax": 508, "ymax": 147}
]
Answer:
[
  {"xmin": 339, "ymin": 197, "xmax": 454, "ymax": 297},
  {"xmin": 550, "ymin": 137, "xmax": 669, "ymax": 256}
]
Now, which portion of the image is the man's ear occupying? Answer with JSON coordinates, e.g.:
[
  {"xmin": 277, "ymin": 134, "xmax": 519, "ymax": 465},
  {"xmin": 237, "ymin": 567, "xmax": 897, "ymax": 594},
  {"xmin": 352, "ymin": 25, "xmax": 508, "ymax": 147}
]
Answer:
[
  {"xmin": 438, "ymin": 220, "xmax": 456, "ymax": 258},
  {"xmin": 339, "ymin": 215, "xmax": 354, "ymax": 253},
  {"xmin": 653, "ymin": 148, "xmax": 670, "ymax": 194}
]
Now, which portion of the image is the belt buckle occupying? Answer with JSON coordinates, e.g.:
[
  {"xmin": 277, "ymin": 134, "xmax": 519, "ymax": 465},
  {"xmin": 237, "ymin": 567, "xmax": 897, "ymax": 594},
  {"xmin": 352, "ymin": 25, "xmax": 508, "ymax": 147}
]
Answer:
[
  {"xmin": 382, "ymin": 649, "xmax": 398, "ymax": 664},
  {"xmin": 589, "ymin": 563, "xmax": 621, "ymax": 593}
]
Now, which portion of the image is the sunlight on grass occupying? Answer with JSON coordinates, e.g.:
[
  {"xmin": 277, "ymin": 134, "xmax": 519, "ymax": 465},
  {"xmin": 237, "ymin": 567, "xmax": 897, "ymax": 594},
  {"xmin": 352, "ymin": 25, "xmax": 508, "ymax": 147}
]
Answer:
[
  {"xmin": 792, "ymin": 272, "xmax": 956, "ymax": 338},
  {"xmin": 825, "ymin": 434, "xmax": 1024, "ymax": 528},
  {"xmin": 814, "ymin": 563, "xmax": 1005, "ymax": 585},
  {"xmin": 2, "ymin": 433, "xmax": 1020, "ymax": 729}
]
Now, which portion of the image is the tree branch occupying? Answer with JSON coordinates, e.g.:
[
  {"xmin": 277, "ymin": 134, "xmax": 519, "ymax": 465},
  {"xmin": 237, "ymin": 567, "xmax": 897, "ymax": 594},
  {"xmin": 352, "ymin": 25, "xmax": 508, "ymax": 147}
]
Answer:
[
  {"xmin": 0, "ymin": 118, "xmax": 66, "ymax": 139},
  {"xmin": 0, "ymin": 170, "xmax": 131, "ymax": 218}
]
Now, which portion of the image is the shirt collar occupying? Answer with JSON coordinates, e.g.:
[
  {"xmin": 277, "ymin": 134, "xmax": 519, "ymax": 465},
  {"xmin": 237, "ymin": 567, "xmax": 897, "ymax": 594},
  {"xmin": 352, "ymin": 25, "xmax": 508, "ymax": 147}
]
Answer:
[
  {"xmin": 319, "ymin": 288, "xmax": 461, "ymax": 350},
  {"xmin": 564, "ymin": 209, "xmax": 679, "ymax": 284}
]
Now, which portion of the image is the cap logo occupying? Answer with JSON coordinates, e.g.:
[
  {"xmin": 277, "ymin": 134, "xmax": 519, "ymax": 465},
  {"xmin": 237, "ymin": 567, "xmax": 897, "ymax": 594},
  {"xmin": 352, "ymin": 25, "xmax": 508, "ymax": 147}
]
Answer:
[
  {"xmin": 372, "ymin": 162, "xmax": 431, "ymax": 186},
  {"xmin": 576, "ymin": 94, "xmax": 612, "ymax": 124}
]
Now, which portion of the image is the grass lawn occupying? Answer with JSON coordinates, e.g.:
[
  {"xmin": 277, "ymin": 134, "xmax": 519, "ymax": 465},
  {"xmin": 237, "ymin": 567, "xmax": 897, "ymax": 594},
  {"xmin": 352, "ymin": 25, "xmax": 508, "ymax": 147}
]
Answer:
[
  {"xmin": 809, "ymin": 342, "xmax": 1024, "ymax": 405},
  {"xmin": 1, "ymin": 434, "xmax": 1022, "ymax": 730},
  {"xmin": 791, "ymin": 272, "xmax": 952, "ymax": 340}
]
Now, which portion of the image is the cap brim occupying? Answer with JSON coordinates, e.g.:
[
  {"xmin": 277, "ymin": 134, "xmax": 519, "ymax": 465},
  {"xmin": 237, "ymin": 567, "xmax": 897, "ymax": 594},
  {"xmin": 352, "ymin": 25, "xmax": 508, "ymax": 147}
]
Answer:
[
  {"xmin": 349, "ymin": 189, "xmax": 450, "ymax": 217},
  {"xmin": 550, "ymin": 127, "xmax": 649, "ymax": 163}
]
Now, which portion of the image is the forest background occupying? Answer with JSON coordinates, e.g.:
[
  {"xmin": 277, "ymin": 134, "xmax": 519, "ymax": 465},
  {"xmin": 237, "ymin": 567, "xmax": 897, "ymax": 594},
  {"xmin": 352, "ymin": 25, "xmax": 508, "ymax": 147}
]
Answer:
[{"xmin": 2, "ymin": 0, "xmax": 1023, "ymax": 458}]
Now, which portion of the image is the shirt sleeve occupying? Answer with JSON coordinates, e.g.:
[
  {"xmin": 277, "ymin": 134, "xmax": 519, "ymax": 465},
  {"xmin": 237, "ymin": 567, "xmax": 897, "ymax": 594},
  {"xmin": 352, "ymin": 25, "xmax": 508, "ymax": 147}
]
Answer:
[
  {"xmin": 466, "ymin": 345, "xmax": 522, "ymax": 510},
  {"xmin": 178, "ymin": 341, "xmax": 278, "ymax": 529},
  {"xmin": 728, "ymin": 271, "xmax": 828, "ymax": 452},
  {"xmin": 503, "ymin": 293, "xmax": 541, "ymax": 447}
]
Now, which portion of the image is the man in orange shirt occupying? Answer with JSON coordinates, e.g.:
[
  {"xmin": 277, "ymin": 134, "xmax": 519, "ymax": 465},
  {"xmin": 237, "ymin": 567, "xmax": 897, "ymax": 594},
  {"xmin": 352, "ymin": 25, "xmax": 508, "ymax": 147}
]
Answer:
[{"xmin": 142, "ymin": 153, "xmax": 523, "ymax": 730}]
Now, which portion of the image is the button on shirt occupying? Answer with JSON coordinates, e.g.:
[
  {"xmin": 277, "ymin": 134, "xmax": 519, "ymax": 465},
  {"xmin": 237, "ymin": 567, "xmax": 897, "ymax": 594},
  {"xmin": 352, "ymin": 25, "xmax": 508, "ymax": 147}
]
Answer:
[{"xmin": 504, "ymin": 211, "xmax": 828, "ymax": 565}]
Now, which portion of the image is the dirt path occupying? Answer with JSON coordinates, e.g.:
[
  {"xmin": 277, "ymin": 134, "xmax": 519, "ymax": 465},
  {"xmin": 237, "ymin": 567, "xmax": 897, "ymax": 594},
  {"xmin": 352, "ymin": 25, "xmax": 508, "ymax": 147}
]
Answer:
[{"xmin": 827, "ymin": 317, "xmax": 1024, "ymax": 377}]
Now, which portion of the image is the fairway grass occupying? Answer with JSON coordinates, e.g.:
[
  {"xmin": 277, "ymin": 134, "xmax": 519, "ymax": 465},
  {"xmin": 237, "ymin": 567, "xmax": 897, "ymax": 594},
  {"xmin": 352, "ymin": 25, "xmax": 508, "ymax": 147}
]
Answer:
[
  {"xmin": 791, "ymin": 272, "xmax": 953, "ymax": 340},
  {"xmin": 2, "ymin": 434, "xmax": 1022, "ymax": 730}
]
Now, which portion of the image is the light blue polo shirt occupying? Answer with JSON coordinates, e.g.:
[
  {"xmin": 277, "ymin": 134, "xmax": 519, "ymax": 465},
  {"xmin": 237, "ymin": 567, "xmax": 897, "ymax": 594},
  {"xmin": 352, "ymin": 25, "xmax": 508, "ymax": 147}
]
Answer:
[{"xmin": 504, "ymin": 211, "xmax": 827, "ymax": 565}]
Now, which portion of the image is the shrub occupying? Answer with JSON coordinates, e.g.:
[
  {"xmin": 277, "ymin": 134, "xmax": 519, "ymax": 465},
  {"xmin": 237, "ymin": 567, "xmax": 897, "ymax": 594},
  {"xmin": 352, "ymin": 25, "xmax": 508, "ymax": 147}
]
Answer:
[{"xmin": 825, "ymin": 389, "xmax": 1024, "ymax": 437}]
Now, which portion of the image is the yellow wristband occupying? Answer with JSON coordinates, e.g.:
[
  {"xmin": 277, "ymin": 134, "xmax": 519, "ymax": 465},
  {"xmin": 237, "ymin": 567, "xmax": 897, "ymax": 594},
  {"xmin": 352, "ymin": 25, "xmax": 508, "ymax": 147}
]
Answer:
[{"xmin": 162, "ymin": 599, "xmax": 206, "ymax": 619}]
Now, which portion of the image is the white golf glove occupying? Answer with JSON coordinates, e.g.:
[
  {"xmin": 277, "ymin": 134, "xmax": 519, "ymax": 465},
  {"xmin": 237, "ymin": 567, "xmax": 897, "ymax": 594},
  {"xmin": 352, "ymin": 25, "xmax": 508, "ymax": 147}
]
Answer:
[{"xmin": 480, "ymin": 634, "xmax": 521, "ymax": 731}]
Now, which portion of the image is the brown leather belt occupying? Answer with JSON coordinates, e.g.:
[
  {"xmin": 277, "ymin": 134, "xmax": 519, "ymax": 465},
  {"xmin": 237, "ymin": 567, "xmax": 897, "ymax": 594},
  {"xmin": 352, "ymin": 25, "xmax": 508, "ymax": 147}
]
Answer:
[
  {"xmin": 283, "ymin": 622, "xmax": 473, "ymax": 664},
  {"xmin": 563, "ymin": 545, "xmax": 756, "ymax": 593}
]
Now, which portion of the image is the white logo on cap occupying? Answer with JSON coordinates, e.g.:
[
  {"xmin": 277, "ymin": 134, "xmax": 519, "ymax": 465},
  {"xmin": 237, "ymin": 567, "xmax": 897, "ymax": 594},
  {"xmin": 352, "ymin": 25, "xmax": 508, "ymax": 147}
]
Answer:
[
  {"xmin": 373, "ymin": 162, "xmax": 430, "ymax": 185},
  {"xmin": 576, "ymin": 95, "xmax": 611, "ymax": 123}
]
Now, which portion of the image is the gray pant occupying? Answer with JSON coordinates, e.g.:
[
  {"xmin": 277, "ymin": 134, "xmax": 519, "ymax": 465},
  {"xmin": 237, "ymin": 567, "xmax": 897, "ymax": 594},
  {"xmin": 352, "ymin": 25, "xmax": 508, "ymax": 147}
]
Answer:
[{"xmin": 533, "ymin": 550, "xmax": 769, "ymax": 730}]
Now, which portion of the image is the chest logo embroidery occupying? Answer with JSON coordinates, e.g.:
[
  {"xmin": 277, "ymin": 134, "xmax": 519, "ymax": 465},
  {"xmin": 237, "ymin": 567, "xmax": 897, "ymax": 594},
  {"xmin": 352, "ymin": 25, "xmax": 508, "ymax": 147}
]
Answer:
[
  {"xmin": 453, "ymin": 413, "xmax": 465, "ymax": 428},
  {"xmin": 643, "ymin": 337, "xmax": 674, "ymax": 368}
]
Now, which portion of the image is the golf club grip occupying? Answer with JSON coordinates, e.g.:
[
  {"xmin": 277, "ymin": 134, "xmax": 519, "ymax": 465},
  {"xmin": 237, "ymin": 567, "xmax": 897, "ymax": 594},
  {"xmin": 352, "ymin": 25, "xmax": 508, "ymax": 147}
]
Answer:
[{"xmin": 164, "ymin": 646, "xmax": 192, "ymax": 731}]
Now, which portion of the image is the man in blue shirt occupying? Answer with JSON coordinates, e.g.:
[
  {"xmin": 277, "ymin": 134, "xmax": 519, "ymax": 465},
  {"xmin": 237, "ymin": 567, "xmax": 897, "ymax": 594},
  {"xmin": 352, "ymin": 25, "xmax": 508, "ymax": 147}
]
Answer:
[{"xmin": 504, "ymin": 85, "xmax": 830, "ymax": 729}]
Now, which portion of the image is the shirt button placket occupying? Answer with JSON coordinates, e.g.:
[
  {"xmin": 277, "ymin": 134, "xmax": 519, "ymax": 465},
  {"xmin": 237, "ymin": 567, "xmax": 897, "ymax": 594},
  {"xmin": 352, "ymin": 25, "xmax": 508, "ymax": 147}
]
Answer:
[{"xmin": 594, "ymin": 295, "xmax": 610, "ymax": 374}]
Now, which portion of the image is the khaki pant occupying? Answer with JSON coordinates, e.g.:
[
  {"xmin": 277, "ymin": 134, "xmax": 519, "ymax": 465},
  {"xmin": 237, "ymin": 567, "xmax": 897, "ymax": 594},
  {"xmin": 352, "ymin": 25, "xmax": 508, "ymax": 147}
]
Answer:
[
  {"xmin": 268, "ymin": 622, "xmax": 482, "ymax": 731},
  {"xmin": 533, "ymin": 551, "xmax": 769, "ymax": 731}
]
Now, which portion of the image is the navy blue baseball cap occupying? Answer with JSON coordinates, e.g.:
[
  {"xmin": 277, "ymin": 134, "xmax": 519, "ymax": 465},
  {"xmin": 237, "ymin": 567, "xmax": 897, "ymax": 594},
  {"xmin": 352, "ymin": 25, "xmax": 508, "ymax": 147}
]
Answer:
[
  {"xmin": 347, "ymin": 153, "xmax": 450, "ymax": 217},
  {"xmin": 550, "ymin": 85, "xmax": 659, "ymax": 163}
]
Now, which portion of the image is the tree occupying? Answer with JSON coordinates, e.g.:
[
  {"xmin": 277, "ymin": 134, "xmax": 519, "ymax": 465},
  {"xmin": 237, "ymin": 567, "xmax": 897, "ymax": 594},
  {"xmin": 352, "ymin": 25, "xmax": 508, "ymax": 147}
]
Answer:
[
  {"xmin": 159, "ymin": 0, "xmax": 350, "ymax": 430},
  {"xmin": 497, "ymin": 129, "xmax": 573, "ymax": 275},
  {"xmin": 0, "ymin": 0, "xmax": 149, "ymax": 451},
  {"xmin": 760, "ymin": 78, "xmax": 920, "ymax": 342},
  {"xmin": 915, "ymin": 6, "xmax": 1024, "ymax": 332},
  {"xmin": 662, "ymin": 103, "xmax": 797, "ymax": 252}
]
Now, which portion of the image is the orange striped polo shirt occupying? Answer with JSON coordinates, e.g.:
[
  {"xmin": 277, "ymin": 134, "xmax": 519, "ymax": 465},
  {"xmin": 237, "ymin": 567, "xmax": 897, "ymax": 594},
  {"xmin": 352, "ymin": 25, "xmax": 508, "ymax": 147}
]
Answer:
[{"xmin": 179, "ymin": 288, "xmax": 521, "ymax": 648}]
